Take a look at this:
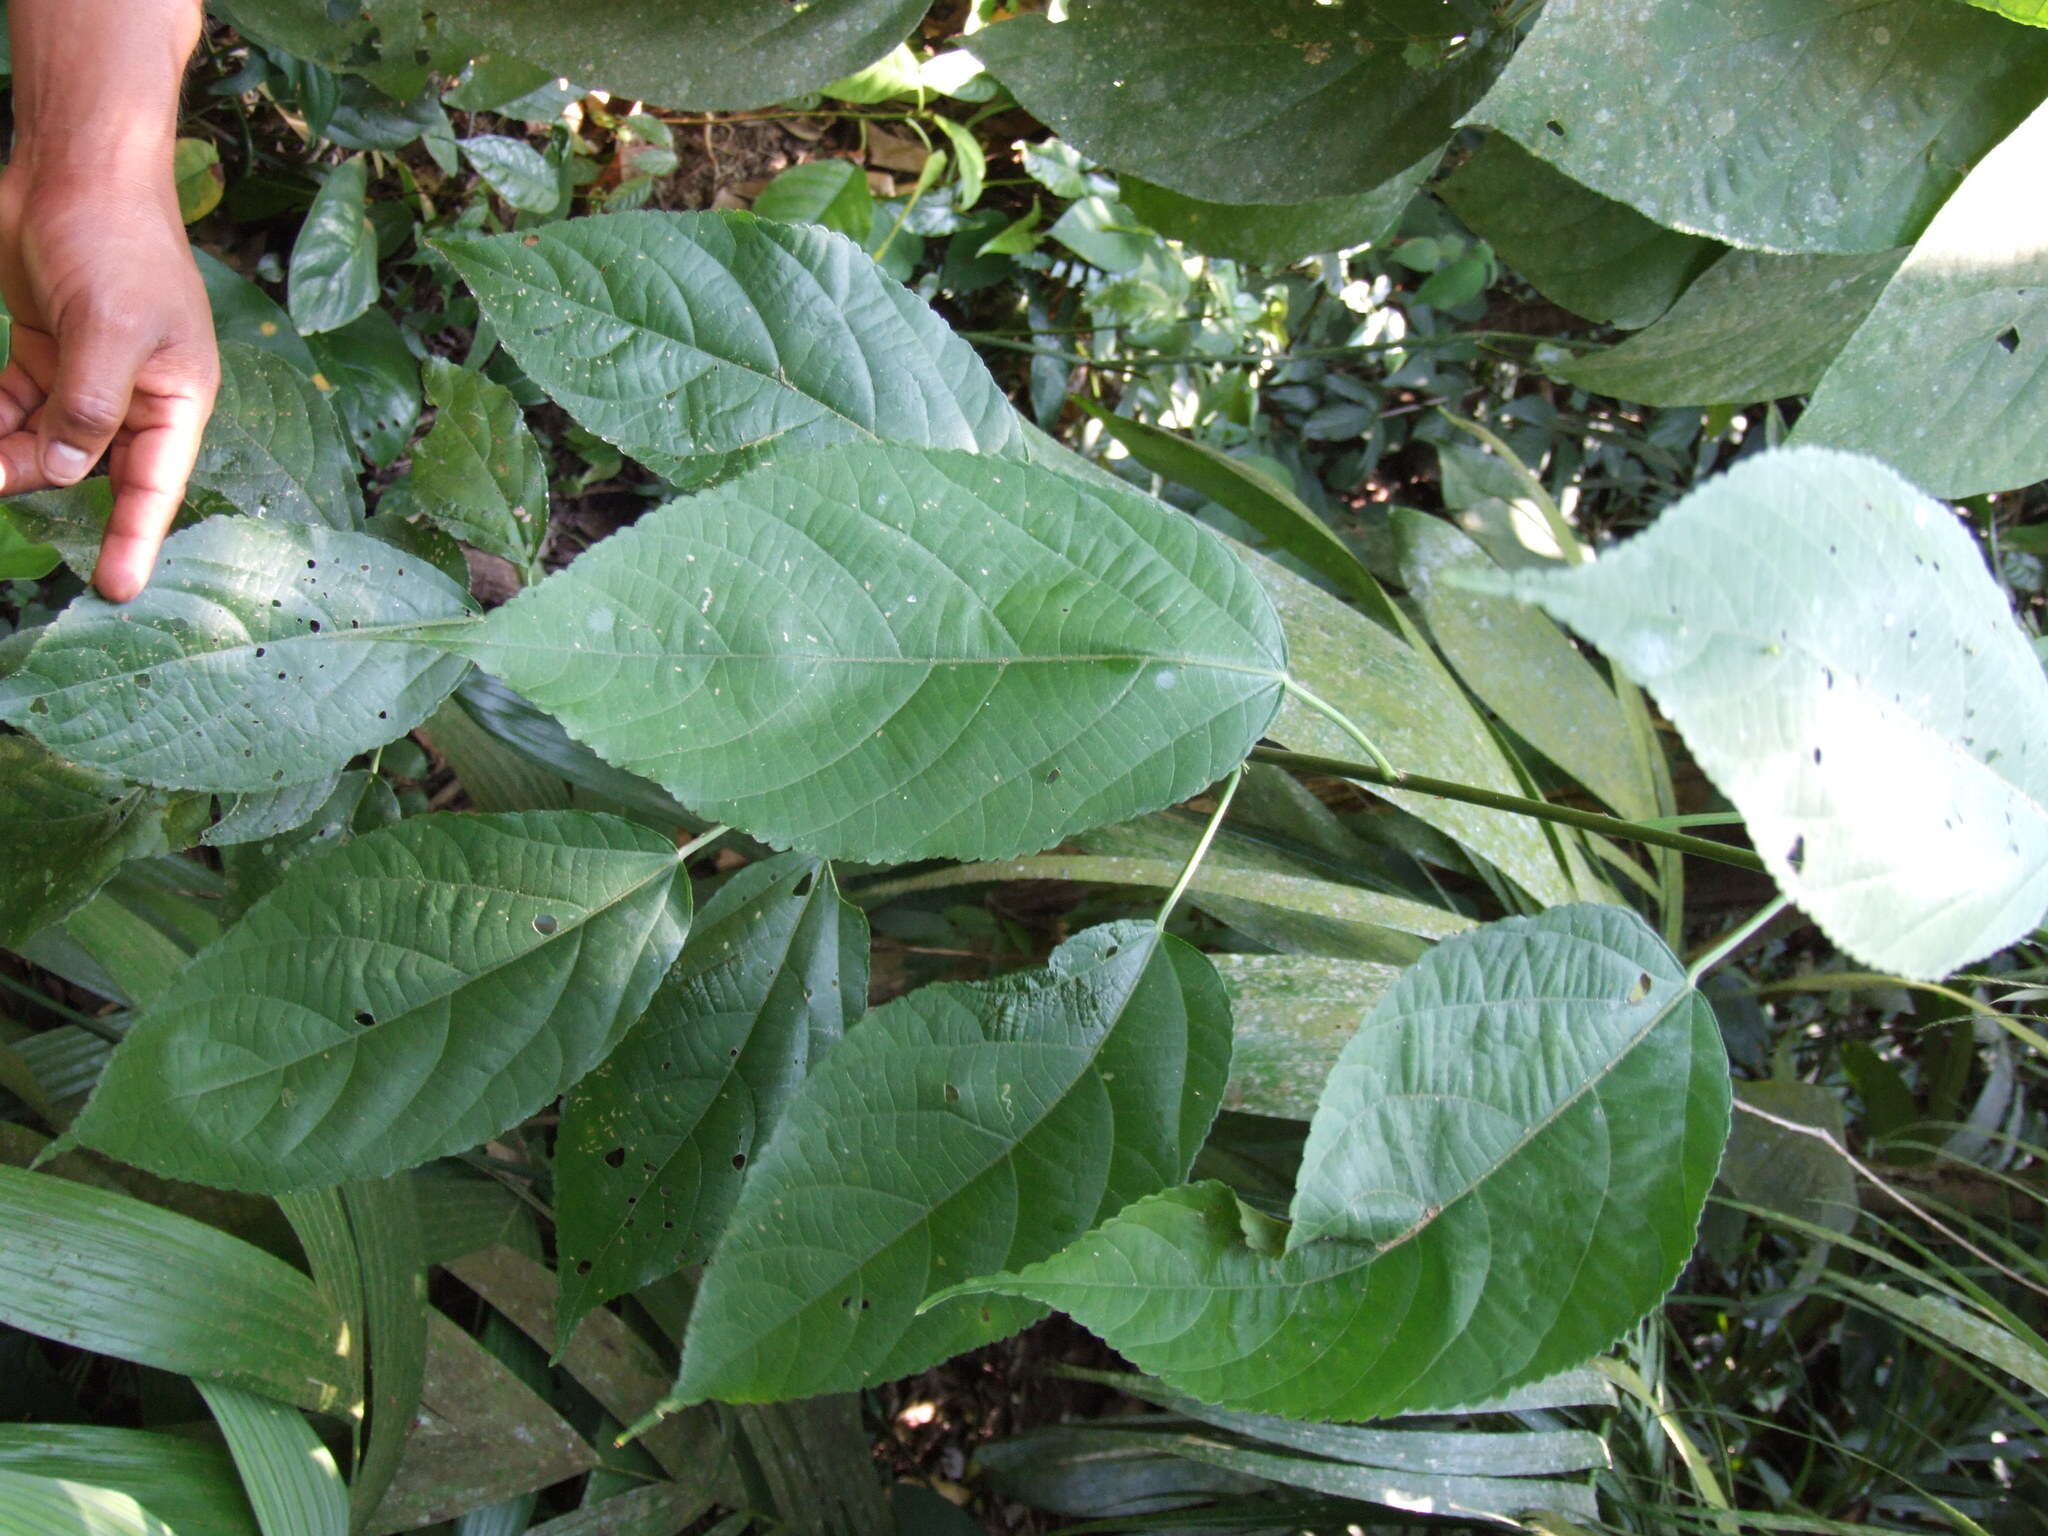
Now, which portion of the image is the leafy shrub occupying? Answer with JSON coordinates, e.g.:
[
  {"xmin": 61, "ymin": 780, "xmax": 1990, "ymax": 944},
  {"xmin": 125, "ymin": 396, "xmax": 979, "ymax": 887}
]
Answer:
[{"xmin": 1, "ymin": 1, "xmax": 2044, "ymax": 1530}]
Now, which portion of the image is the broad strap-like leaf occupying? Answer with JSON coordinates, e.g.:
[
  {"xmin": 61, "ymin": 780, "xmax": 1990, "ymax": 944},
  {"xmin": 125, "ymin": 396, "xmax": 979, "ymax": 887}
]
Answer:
[
  {"xmin": 425, "ymin": 0, "xmax": 930, "ymax": 112},
  {"xmin": 1793, "ymin": 98, "xmax": 2048, "ymax": 497},
  {"xmin": 0, "ymin": 1426, "xmax": 258, "ymax": 1536},
  {"xmin": 0, "ymin": 517, "xmax": 472, "ymax": 792},
  {"xmin": 409, "ymin": 358, "xmax": 549, "ymax": 568},
  {"xmin": 670, "ymin": 920, "xmax": 1232, "ymax": 1404},
  {"xmin": 437, "ymin": 212, "xmax": 1028, "ymax": 487},
  {"xmin": 1395, "ymin": 509, "xmax": 1656, "ymax": 821},
  {"xmin": 1212, "ymin": 954, "xmax": 1400, "ymax": 1120},
  {"xmin": 0, "ymin": 736, "xmax": 207, "ymax": 947},
  {"xmin": 196, "ymin": 1382, "xmax": 348, "ymax": 1536},
  {"xmin": 456, "ymin": 444, "xmax": 1287, "ymax": 863},
  {"xmin": 0, "ymin": 1165, "xmax": 353, "ymax": 1411},
  {"xmin": 0, "ymin": 1472, "xmax": 176, "ymax": 1536},
  {"xmin": 192, "ymin": 341, "xmax": 365, "ymax": 528},
  {"xmin": 1478, "ymin": 447, "xmax": 2048, "ymax": 979},
  {"xmin": 71, "ymin": 812, "xmax": 691, "ymax": 1191},
  {"xmin": 1466, "ymin": 0, "xmax": 2048, "ymax": 254},
  {"xmin": 1250, "ymin": 543, "xmax": 1575, "ymax": 907},
  {"xmin": 1554, "ymin": 246, "xmax": 1904, "ymax": 406},
  {"xmin": 288, "ymin": 156, "xmax": 378, "ymax": 336},
  {"xmin": 943, "ymin": 905, "xmax": 1729, "ymax": 1420},
  {"xmin": 1439, "ymin": 136, "xmax": 1720, "ymax": 329},
  {"xmin": 968, "ymin": 2, "xmax": 1512, "ymax": 206},
  {"xmin": 555, "ymin": 854, "xmax": 868, "ymax": 1350}
]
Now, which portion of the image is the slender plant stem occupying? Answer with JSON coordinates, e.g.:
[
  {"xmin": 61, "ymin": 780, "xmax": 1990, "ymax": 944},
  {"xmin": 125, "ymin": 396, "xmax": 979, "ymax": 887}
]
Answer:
[
  {"xmin": 1686, "ymin": 895, "xmax": 1793, "ymax": 987},
  {"xmin": 0, "ymin": 971, "xmax": 124, "ymax": 1040},
  {"xmin": 1153, "ymin": 768, "xmax": 1242, "ymax": 932},
  {"xmin": 676, "ymin": 824, "xmax": 731, "ymax": 863},
  {"xmin": 1279, "ymin": 681, "xmax": 1399, "ymax": 778},
  {"xmin": 1249, "ymin": 746, "xmax": 1768, "ymax": 874},
  {"xmin": 1753, "ymin": 973, "xmax": 2048, "ymax": 1058},
  {"xmin": 1730, "ymin": 1101, "xmax": 2048, "ymax": 1304}
]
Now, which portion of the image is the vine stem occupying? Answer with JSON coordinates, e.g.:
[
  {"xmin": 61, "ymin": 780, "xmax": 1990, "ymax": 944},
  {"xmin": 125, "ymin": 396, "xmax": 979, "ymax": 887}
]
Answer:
[
  {"xmin": 0, "ymin": 971, "xmax": 124, "ymax": 1042},
  {"xmin": 675, "ymin": 824, "xmax": 731, "ymax": 863},
  {"xmin": 1248, "ymin": 746, "xmax": 1768, "ymax": 873},
  {"xmin": 1685, "ymin": 895, "xmax": 1792, "ymax": 987},
  {"xmin": 1153, "ymin": 767, "xmax": 1242, "ymax": 933},
  {"xmin": 1279, "ymin": 680, "xmax": 1399, "ymax": 779}
]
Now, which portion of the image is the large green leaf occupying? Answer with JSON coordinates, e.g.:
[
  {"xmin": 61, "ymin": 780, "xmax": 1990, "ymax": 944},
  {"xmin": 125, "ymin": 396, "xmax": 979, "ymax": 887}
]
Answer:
[
  {"xmin": 0, "ymin": 736, "xmax": 205, "ymax": 948},
  {"xmin": 968, "ymin": 2, "xmax": 1511, "ymax": 205},
  {"xmin": 1466, "ymin": 0, "xmax": 2048, "ymax": 254},
  {"xmin": 1792, "ymin": 99, "xmax": 2048, "ymax": 496},
  {"xmin": 305, "ymin": 307, "xmax": 422, "ymax": 469},
  {"xmin": 1438, "ymin": 136, "xmax": 1720, "ymax": 329},
  {"xmin": 556, "ymin": 854, "xmax": 868, "ymax": 1349},
  {"xmin": 1480, "ymin": 447, "xmax": 2048, "ymax": 979},
  {"xmin": 1395, "ymin": 509, "xmax": 1655, "ymax": 821},
  {"xmin": 0, "ymin": 518, "xmax": 472, "ymax": 792},
  {"xmin": 944, "ymin": 905, "xmax": 1729, "ymax": 1419},
  {"xmin": 0, "ymin": 1427, "xmax": 258, "ymax": 1536},
  {"xmin": 458, "ymin": 444, "xmax": 1287, "ymax": 863},
  {"xmin": 71, "ymin": 812, "xmax": 691, "ymax": 1191},
  {"xmin": 196, "ymin": 249, "xmax": 320, "ymax": 376},
  {"xmin": 670, "ymin": 921, "xmax": 1232, "ymax": 1404},
  {"xmin": 425, "ymin": 0, "xmax": 929, "ymax": 112},
  {"xmin": 193, "ymin": 341, "xmax": 365, "ymax": 528},
  {"xmin": 1119, "ymin": 151, "xmax": 1434, "ymax": 270},
  {"xmin": 288, "ymin": 157, "xmax": 378, "ymax": 336},
  {"xmin": 409, "ymin": 359, "xmax": 549, "ymax": 569},
  {"xmin": 437, "ymin": 212, "xmax": 1027, "ymax": 487},
  {"xmin": 0, "ymin": 1165, "xmax": 352, "ymax": 1411},
  {"xmin": 196, "ymin": 1382, "xmax": 348, "ymax": 1536},
  {"xmin": 0, "ymin": 483, "xmax": 125, "ymax": 585},
  {"xmin": 1554, "ymin": 247, "xmax": 1904, "ymax": 406}
]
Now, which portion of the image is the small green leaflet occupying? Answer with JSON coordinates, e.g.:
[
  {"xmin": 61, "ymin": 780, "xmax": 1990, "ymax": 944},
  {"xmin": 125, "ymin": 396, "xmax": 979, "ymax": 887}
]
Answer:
[
  {"xmin": 941, "ymin": 905, "xmax": 1729, "ymax": 1419},
  {"xmin": 0, "ymin": 736, "xmax": 207, "ymax": 948},
  {"xmin": 555, "ymin": 854, "xmax": 868, "ymax": 1350},
  {"xmin": 288, "ymin": 156, "xmax": 378, "ymax": 335},
  {"xmin": 751, "ymin": 160, "xmax": 875, "ymax": 240},
  {"xmin": 1465, "ymin": 0, "xmax": 2048, "ymax": 254},
  {"xmin": 409, "ymin": 358, "xmax": 550, "ymax": 567},
  {"xmin": 968, "ymin": 2, "xmax": 1511, "ymax": 206},
  {"xmin": 0, "ymin": 518, "xmax": 472, "ymax": 793},
  {"xmin": 1554, "ymin": 247, "xmax": 1903, "ymax": 406},
  {"xmin": 0, "ymin": 511, "xmax": 59, "ymax": 580},
  {"xmin": 192, "ymin": 341, "xmax": 366, "ymax": 528},
  {"xmin": 671, "ymin": 921, "xmax": 1232, "ymax": 1404},
  {"xmin": 1793, "ymin": 98, "xmax": 2048, "ymax": 497},
  {"xmin": 305, "ymin": 307, "xmax": 422, "ymax": 468},
  {"xmin": 71, "ymin": 812, "xmax": 692, "ymax": 1191},
  {"xmin": 1475, "ymin": 447, "xmax": 2048, "ymax": 979},
  {"xmin": 437, "ymin": 212, "xmax": 1028, "ymax": 487},
  {"xmin": 457, "ymin": 444, "xmax": 1287, "ymax": 863},
  {"xmin": 1951, "ymin": 0, "xmax": 2048, "ymax": 26},
  {"xmin": 460, "ymin": 134, "xmax": 562, "ymax": 214}
]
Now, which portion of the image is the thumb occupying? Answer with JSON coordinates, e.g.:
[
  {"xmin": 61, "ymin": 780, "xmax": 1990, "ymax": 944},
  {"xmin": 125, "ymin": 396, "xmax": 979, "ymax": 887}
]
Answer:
[{"xmin": 37, "ymin": 309, "xmax": 155, "ymax": 485}]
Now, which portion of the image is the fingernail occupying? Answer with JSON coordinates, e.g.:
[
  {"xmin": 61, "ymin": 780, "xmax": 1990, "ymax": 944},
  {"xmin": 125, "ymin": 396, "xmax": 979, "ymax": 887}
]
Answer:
[{"xmin": 43, "ymin": 442, "xmax": 93, "ymax": 482}]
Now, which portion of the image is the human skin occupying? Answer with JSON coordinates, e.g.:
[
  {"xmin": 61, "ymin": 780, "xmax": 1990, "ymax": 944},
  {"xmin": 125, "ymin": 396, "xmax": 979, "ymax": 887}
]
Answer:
[{"xmin": 0, "ymin": 0, "xmax": 216, "ymax": 601}]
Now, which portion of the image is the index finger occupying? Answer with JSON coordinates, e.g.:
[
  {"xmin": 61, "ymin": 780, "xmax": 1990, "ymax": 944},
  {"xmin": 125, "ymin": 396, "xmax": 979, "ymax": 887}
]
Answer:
[{"xmin": 93, "ymin": 388, "xmax": 211, "ymax": 602}]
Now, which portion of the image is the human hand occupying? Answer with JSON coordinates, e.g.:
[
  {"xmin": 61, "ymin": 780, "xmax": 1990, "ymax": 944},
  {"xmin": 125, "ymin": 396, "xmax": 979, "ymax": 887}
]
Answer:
[{"xmin": 0, "ymin": 157, "xmax": 219, "ymax": 601}]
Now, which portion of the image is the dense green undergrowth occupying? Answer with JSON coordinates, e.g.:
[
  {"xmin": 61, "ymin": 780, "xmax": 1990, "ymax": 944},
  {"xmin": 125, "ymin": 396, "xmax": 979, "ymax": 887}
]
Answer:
[{"xmin": 1, "ymin": 3, "xmax": 2044, "ymax": 1534}]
